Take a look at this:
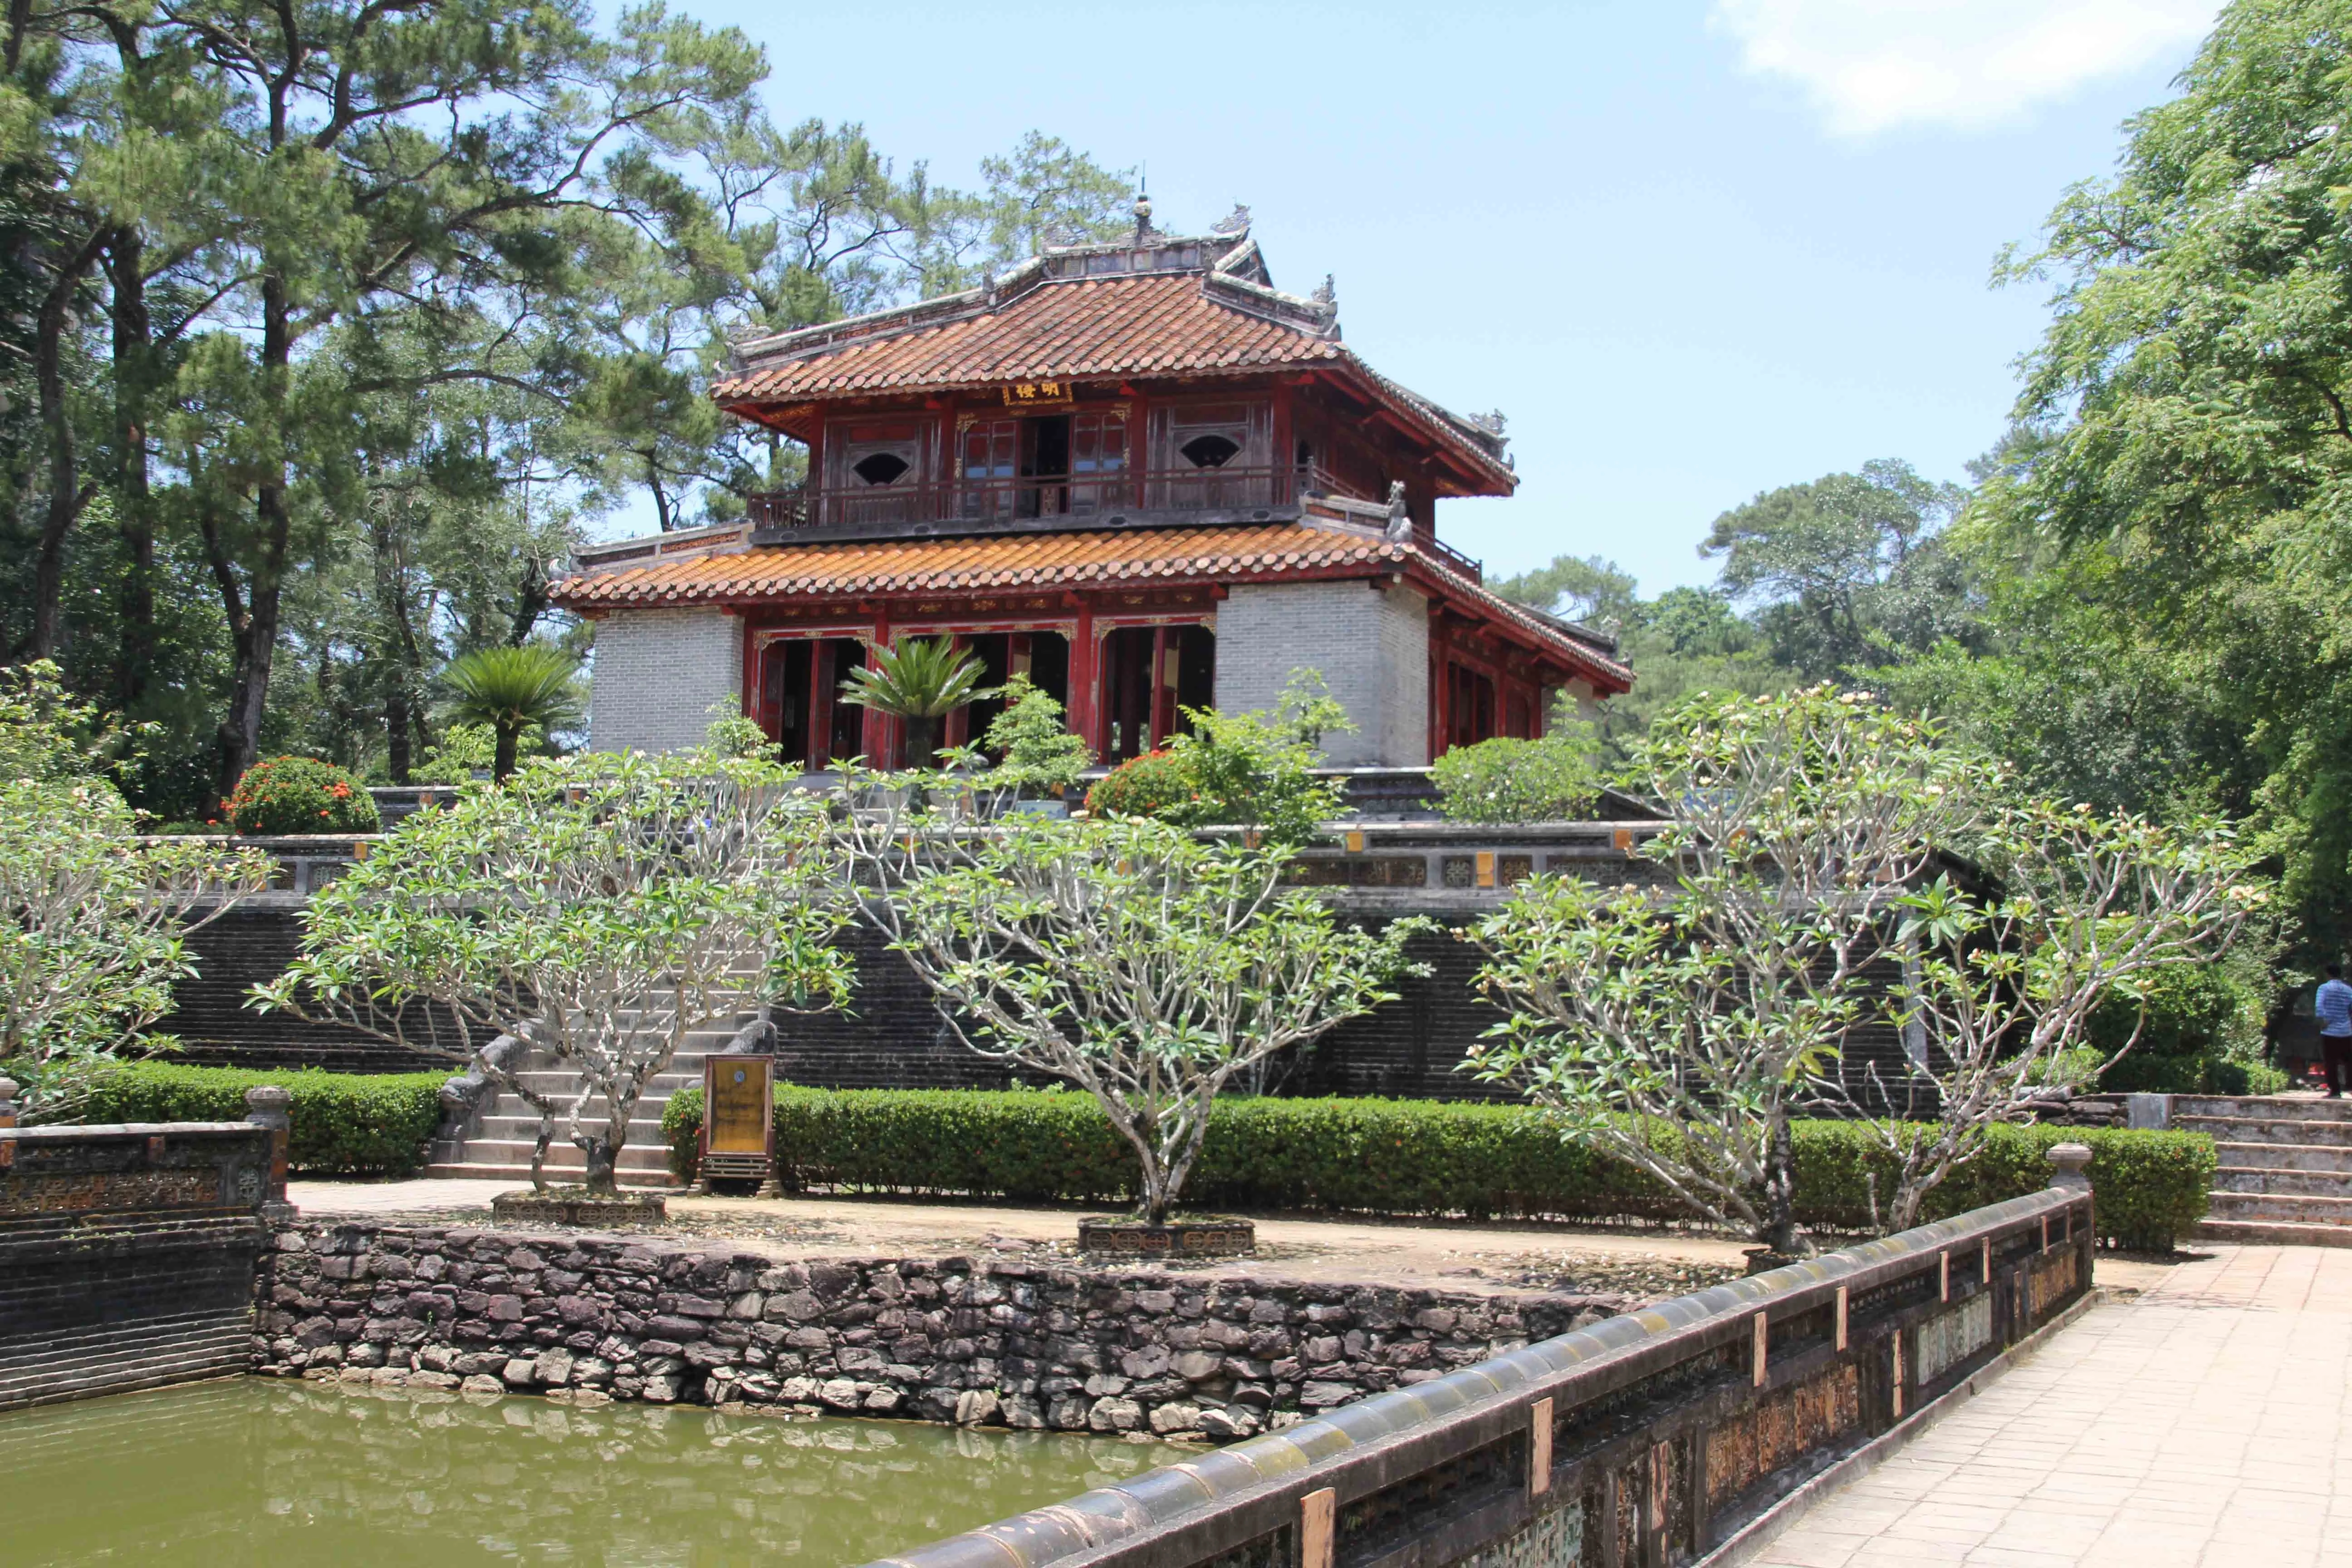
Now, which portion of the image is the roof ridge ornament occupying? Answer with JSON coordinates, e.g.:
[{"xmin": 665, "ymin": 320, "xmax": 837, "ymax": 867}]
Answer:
[
  {"xmin": 1132, "ymin": 190, "xmax": 1155, "ymax": 244},
  {"xmin": 1468, "ymin": 409, "xmax": 1508, "ymax": 440},
  {"xmin": 1312, "ymin": 274, "xmax": 1335, "ymax": 309},
  {"xmin": 1210, "ymin": 203, "xmax": 1252, "ymax": 237},
  {"xmin": 1384, "ymin": 481, "xmax": 1412, "ymax": 543}
]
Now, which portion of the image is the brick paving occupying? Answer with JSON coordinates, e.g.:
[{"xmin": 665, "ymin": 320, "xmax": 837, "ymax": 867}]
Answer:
[{"xmin": 1748, "ymin": 1245, "xmax": 2352, "ymax": 1568}]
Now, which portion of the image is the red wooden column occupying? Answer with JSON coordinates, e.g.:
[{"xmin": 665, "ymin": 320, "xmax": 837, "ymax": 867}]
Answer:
[
  {"xmin": 1068, "ymin": 599, "xmax": 1100, "ymax": 755},
  {"xmin": 862, "ymin": 610, "xmax": 892, "ymax": 765},
  {"xmin": 808, "ymin": 642, "xmax": 833, "ymax": 769},
  {"xmin": 1147, "ymin": 626, "xmax": 1171, "ymax": 748},
  {"xmin": 735, "ymin": 612, "xmax": 760, "ymax": 725}
]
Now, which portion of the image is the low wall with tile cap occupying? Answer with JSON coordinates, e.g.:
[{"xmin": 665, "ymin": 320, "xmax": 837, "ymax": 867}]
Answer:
[
  {"xmin": 858, "ymin": 1181, "xmax": 2096, "ymax": 1568},
  {"xmin": 0, "ymin": 1117, "xmax": 275, "ymax": 1411}
]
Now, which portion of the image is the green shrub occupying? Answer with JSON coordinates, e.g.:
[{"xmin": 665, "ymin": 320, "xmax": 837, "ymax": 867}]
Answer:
[
  {"xmin": 1431, "ymin": 730, "xmax": 1602, "ymax": 823},
  {"xmin": 1081, "ymin": 672, "xmax": 1348, "ymax": 848},
  {"xmin": 2092, "ymin": 963, "xmax": 2266, "ymax": 1096},
  {"xmin": 662, "ymin": 1088, "xmax": 2212, "ymax": 1250},
  {"xmin": 73, "ymin": 1061, "xmax": 444, "ymax": 1175},
  {"xmin": 1086, "ymin": 749, "xmax": 1192, "ymax": 820},
  {"xmin": 224, "ymin": 756, "xmax": 381, "ymax": 835}
]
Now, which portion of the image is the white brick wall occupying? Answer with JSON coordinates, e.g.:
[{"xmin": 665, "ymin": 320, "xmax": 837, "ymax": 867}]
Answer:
[
  {"xmin": 585, "ymin": 608, "xmax": 744, "ymax": 754},
  {"xmin": 1213, "ymin": 580, "xmax": 1429, "ymax": 766}
]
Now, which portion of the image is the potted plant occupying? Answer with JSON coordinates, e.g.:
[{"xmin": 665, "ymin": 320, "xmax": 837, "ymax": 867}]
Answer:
[{"xmin": 836, "ymin": 637, "xmax": 992, "ymax": 769}]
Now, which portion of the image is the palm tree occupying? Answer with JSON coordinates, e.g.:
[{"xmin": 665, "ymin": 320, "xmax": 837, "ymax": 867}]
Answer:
[
  {"xmin": 440, "ymin": 645, "xmax": 585, "ymax": 782},
  {"xmin": 837, "ymin": 637, "xmax": 992, "ymax": 767}
]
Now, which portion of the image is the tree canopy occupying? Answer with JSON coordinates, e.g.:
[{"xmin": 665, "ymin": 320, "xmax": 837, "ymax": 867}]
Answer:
[{"xmin": 0, "ymin": 0, "xmax": 1129, "ymax": 816}]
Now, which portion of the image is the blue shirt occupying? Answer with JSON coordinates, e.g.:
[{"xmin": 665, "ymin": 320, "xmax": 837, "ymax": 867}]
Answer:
[{"xmin": 2319, "ymin": 979, "xmax": 2352, "ymax": 1038}]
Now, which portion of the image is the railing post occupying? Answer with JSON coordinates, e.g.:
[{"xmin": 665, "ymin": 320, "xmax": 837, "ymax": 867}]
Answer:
[
  {"xmin": 0, "ymin": 1074, "xmax": 17, "ymax": 1131},
  {"xmin": 244, "ymin": 1084, "xmax": 295, "ymax": 1222},
  {"xmin": 1301, "ymin": 1488, "xmax": 1336, "ymax": 1568},
  {"xmin": 1528, "ymin": 1397, "xmax": 1553, "ymax": 1496},
  {"xmin": 2045, "ymin": 1142, "xmax": 2093, "ymax": 1192}
]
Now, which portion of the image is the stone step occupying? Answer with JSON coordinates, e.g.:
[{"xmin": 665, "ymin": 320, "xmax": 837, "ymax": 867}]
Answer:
[
  {"xmin": 2175, "ymin": 1115, "xmax": 2352, "ymax": 1147},
  {"xmin": 2176, "ymin": 1094, "xmax": 2352, "ymax": 1122},
  {"xmin": 422, "ymin": 1159, "xmax": 681, "ymax": 1188},
  {"xmin": 0, "ymin": 1313, "xmax": 250, "ymax": 1374},
  {"xmin": 467, "ymin": 1114, "xmax": 672, "ymax": 1142},
  {"xmin": 2211, "ymin": 1142, "xmax": 2352, "ymax": 1173},
  {"xmin": 2215, "ymin": 1166, "xmax": 2352, "ymax": 1197},
  {"xmin": 2205, "ymin": 1190, "xmax": 2352, "ymax": 1225},
  {"xmin": 0, "ymin": 1323, "xmax": 251, "ymax": 1409},
  {"xmin": 2195, "ymin": 1217, "xmax": 2352, "ymax": 1249}
]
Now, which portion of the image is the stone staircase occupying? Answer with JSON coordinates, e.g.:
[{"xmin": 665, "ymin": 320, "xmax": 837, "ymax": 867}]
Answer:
[
  {"xmin": 424, "ymin": 1017, "xmax": 753, "ymax": 1187},
  {"xmin": 2181, "ymin": 1093, "xmax": 2352, "ymax": 1247}
]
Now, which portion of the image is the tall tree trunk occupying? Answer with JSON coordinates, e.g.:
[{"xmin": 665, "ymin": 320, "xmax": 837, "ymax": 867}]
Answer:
[
  {"xmin": 368, "ymin": 498, "xmax": 425, "ymax": 784},
  {"xmin": 492, "ymin": 721, "xmax": 519, "ymax": 783},
  {"xmin": 211, "ymin": 269, "xmax": 293, "ymax": 802},
  {"xmin": 23, "ymin": 226, "xmax": 104, "ymax": 662},
  {"xmin": 386, "ymin": 682, "xmax": 413, "ymax": 783},
  {"xmin": 108, "ymin": 228, "xmax": 154, "ymax": 711}
]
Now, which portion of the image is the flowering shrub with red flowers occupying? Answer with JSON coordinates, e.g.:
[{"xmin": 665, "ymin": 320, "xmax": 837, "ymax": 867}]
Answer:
[
  {"xmin": 1083, "ymin": 747, "xmax": 1193, "ymax": 820},
  {"xmin": 223, "ymin": 756, "xmax": 381, "ymax": 836}
]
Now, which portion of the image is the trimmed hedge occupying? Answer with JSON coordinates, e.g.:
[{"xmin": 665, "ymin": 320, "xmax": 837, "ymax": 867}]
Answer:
[
  {"xmin": 72, "ymin": 1062, "xmax": 445, "ymax": 1176},
  {"xmin": 662, "ymin": 1087, "xmax": 2213, "ymax": 1251}
]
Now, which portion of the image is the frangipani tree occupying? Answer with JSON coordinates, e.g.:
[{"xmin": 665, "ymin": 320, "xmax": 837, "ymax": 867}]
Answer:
[
  {"xmin": 1467, "ymin": 686, "xmax": 1989, "ymax": 1256},
  {"xmin": 0, "ymin": 663, "xmax": 272, "ymax": 1115},
  {"xmin": 1819, "ymin": 801, "xmax": 2263, "ymax": 1233},
  {"xmin": 2, "ymin": 779, "xmax": 272, "ymax": 1114},
  {"xmin": 839, "ymin": 786, "xmax": 1424, "ymax": 1224},
  {"xmin": 255, "ymin": 735, "xmax": 853, "ymax": 1191}
]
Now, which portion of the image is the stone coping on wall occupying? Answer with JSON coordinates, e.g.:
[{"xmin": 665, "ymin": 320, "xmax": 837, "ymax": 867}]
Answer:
[{"xmin": 856, "ymin": 1185, "xmax": 2095, "ymax": 1568}]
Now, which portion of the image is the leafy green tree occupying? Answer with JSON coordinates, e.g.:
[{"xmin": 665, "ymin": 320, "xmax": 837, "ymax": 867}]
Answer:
[
  {"xmin": 860, "ymin": 810, "xmax": 1425, "ymax": 1225},
  {"xmin": 255, "ymin": 736, "xmax": 854, "ymax": 1191},
  {"xmin": 1703, "ymin": 459, "xmax": 1977, "ymax": 680},
  {"xmin": 1467, "ymin": 687, "xmax": 1989, "ymax": 1256},
  {"xmin": 1980, "ymin": 0, "xmax": 2352, "ymax": 962},
  {"xmin": 0, "ymin": 679, "xmax": 269, "ymax": 1113}
]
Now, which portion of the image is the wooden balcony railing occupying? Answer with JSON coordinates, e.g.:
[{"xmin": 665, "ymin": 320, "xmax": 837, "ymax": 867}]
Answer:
[{"xmin": 747, "ymin": 463, "xmax": 1379, "ymax": 534}]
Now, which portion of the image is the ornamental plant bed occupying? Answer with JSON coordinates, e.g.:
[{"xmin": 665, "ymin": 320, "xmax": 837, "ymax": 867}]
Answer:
[
  {"xmin": 491, "ymin": 1188, "xmax": 667, "ymax": 1226},
  {"xmin": 1077, "ymin": 1216, "xmax": 1255, "ymax": 1257}
]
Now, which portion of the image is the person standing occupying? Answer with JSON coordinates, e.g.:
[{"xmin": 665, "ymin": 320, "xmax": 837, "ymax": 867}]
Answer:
[{"xmin": 2319, "ymin": 964, "xmax": 2352, "ymax": 1097}]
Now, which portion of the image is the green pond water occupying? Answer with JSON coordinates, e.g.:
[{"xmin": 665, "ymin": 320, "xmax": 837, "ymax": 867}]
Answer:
[{"xmin": 0, "ymin": 1377, "xmax": 1165, "ymax": 1566}]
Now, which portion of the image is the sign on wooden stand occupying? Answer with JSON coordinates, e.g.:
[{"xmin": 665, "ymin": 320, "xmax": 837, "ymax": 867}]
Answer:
[{"xmin": 699, "ymin": 1055, "xmax": 777, "ymax": 1194}]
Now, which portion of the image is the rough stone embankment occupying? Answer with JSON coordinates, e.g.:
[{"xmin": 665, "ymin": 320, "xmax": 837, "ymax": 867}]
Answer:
[{"xmin": 253, "ymin": 1222, "xmax": 1625, "ymax": 1441}]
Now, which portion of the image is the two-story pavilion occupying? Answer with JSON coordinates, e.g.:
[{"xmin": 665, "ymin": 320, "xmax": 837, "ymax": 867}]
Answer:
[{"xmin": 552, "ymin": 206, "xmax": 1630, "ymax": 768}]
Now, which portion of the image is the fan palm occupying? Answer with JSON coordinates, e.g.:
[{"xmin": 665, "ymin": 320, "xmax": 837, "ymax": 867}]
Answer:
[
  {"xmin": 440, "ymin": 645, "xmax": 585, "ymax": 782},
  {"xmin": 837, "ymin": 637, "xmax": 993, "ymax": 768}
]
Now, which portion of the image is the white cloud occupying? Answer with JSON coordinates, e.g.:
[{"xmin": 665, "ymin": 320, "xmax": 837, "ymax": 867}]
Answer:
[{"xmin": 1710, "ymin": 0, "xmax": 2221, "ymax": 137}]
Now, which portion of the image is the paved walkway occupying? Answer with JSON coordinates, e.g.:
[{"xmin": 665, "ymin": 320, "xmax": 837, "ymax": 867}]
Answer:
[
  {"xmin": 1750, "ymin": 1245, "xmax": 2352, "ymax": 1568},
  {"xmin": 283, "ymin": 1178, "xmax": 1760, "ymax": 1297}
]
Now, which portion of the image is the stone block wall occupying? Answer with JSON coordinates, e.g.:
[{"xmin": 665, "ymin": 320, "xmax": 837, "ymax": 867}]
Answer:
[
  {"xmin": 1214, "ymin": 580, "xmax": 1428, "ymax": 766},
  {"xmin": 255, "ymin": 1222, "xmax": 1624, "ymax": 1441},
  {"xmin": 586, "ymin": 607, "xmax": 744, "ymax": 755}
]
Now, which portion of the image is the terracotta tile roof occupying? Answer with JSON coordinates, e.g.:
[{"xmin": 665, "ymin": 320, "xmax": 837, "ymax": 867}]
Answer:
[
  {"xmin": 711, "ymin": 275, "xmax": 1343, "ymax": 401},
  {"xmin": 553, "ymin": 522, "xmax": 1629, "ymax": 690},
  {"xmin": 554, "ymin": 522, "xmax": 1396, "ymax": 607}
]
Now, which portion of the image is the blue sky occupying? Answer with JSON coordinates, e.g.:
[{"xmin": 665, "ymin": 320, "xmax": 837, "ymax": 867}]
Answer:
[{"xmin": 672, "ymin": 0, "xmax": 2220, "ymax": 596}]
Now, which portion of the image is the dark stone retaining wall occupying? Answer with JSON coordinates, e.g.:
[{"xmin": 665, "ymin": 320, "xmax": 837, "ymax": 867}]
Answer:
[
  {"xmin": 164, "ymin": 910, "xmax": 1916, "ymax": 1106},
  {"xmin": 253, "ymin": 1221, "xmax": 1628, "ymax": 1441}
]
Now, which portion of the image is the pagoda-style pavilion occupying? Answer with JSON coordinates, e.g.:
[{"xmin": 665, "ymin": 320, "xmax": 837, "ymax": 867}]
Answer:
[{"xmin": 552, "ymin": 205, "xmax": 1629, "ymax": 768}]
